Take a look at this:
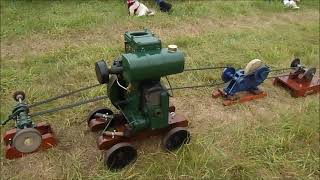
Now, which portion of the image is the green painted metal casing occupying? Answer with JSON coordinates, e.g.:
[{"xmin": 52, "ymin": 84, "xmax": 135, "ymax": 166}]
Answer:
[
  {"xmin": 11, "ymin": 103, "xmax": 34, "ymax": 129},
  {"xmin": 108, "ymin": 29, "xmax": 185, "ymax": 133},
  {"xmin": 122, "ymin": 49, "xmax": 185, "ymax": 82},
  {"xmin": 122, "ymin": 29, "xmax": 184, "ymax": 82}
]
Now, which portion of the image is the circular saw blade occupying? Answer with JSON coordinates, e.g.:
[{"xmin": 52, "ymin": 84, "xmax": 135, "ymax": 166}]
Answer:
[{"xmin": 244, "ymin": 59, "xmax": 264, "ymax": 75}]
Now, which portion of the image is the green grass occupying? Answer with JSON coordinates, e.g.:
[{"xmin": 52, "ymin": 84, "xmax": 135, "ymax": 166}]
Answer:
[{"xmin": 1, "ymin": 0, "xmax": 319, "ymax": 179}]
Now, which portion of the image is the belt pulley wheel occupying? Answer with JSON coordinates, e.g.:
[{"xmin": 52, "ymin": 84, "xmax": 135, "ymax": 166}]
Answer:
[
  {"xmin": 302, "ymin": 68, "xmax": 316, "ymax": 82},
  {"xmin": 162, "ymin": 127, "xmax": 190, "ymax": 151},
  {"xmin": 12, "ymin": 128, "xmax": 42, "ymax": 153},
  {"xmin": 13, "ymin": 91, "xmax": 26, "ymax": 101},
  {"xmin": 221, "ymin": 67, "xmax": 236, "ymax": 83},
  {"xmin": 104, "ymin": 142, "xmax": 137, "ymax": 171},
  {"xmin": 95, "ymin": 60, "xmax": 109, "ymax": 84},
  {"xmin": 290, "ymin": 58, "xmax": 301, "ymax": 68},
  {"xmin": 244, "ymin": 59, "xmax": 264, "ymax": 75}
]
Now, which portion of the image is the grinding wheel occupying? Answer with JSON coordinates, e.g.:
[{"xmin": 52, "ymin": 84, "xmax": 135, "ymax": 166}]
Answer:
[
  {"xmin": 302, "ymin": 68, "xmax": 316, "ymax": 82},
  {"xmin": 12, "ymin": 128, "xmax": 42, "ymax": 153},
  {"xmin": 244, "ymin": 59, "xmax": 264, "ymax": 75}
]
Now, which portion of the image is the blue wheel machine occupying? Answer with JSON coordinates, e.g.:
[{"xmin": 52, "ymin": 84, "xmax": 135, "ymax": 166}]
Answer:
[{"xmin": 212, "ymin": 59, "xmax": 270, "ymax": 105}]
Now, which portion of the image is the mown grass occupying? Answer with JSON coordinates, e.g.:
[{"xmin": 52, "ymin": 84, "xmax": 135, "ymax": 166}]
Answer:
[{"xmin": 1, "ymin": 1, "xmax": 319, "ymax": 179}]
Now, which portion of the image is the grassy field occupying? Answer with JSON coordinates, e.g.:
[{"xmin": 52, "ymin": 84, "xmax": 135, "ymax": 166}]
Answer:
[{"xmin": 1, "ymin": 0, "xmax": 319, "ymax": 179}]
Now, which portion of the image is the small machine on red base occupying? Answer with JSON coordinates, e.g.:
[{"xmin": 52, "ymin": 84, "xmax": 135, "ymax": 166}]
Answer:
[
  {"xmin": 88, "ymin": 30, "xmax": 190, "ymax": 170},
  {"xmin": 273, "ymin": 58, "xmax": 319, "ymax": 97},
  {"xmin": 212, "ymin": 59, "xmax": 270, "ymax": 106},
  {"xmin": 1, "ymin": 91, "xmax": 57, "ymax": 159}
]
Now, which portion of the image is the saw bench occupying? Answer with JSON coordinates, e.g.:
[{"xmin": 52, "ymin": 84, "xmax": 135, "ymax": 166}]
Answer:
[
  {"xmin": 273, "ymin": 58, "xmax": 319, "ymax": 97},
  {"xmin": 212, "ymin": 59, "xmax": 270, "ymax": 106}
]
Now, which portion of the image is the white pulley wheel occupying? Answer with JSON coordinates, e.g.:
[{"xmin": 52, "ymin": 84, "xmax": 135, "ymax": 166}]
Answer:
[
  {"xmin": 244, "ymin": 59, "xmax": 264, "ymax": 75},
  {"xmin": 12, "ymin": 128, "xmax": 42, "ymax": 153}
]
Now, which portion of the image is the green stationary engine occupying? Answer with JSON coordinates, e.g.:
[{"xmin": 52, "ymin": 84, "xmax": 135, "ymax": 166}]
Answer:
[
  {"xmin": 95, "ymin": 29, "xmax": 185, "ymax": 133},
  {"xmin": 90, "ymin": 29, "xmax": 190, "ymax": 170}
]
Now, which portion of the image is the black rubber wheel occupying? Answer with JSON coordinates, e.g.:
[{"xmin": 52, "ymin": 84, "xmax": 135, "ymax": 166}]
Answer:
[
  {"xmin": 13, "ymin": 91, "xmax": 26, "ymax": 101},
  {"xmin": 162, "ymin": 127, "xmax": 191, "ymax": 151},
  {"xmin": 12, "ymin": 128, "xmax": 42, "ymax": 153},
  {"xmin": 87, "ymin": 107, "xmax": 113, "ymax": 125},
  {"xmin": 104, "ymin": 142, "xmax": 137, "ymax": 171},
  {"xmin": 290, "ymin": 58, "xmax": 301, "ymax": 68},
  {"xmin": 95, "ymin": 60, "xmax": 109, "ymax": 84}
]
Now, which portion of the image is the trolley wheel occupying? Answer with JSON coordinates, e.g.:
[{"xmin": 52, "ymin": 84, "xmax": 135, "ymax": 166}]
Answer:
[
  {"xmin": 13, "ymin": 91, "xmax": 26, "ymax": 101},
  {"xmin": 162, "ymin": 127, "xmax": 190, "ymax": 151},
  {"xmin": 104, "ymin": 142, "xmax": 137, "ymax": 171},
  {"xmin": 87, "ymin": 107, "xmax": 113, "ymax": 125},
  {"xmin": 12, "ymin": 128, "xmax": 42, "ymax": 153}
]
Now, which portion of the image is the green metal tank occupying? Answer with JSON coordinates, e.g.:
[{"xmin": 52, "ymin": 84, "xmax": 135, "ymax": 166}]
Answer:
[{"xmin": 122, "ymin": 49, "xmax": 185, "ymax": 82}]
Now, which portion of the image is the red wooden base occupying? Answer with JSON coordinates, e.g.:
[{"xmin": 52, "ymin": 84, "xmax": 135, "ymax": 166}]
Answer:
[
  {"xmin": 273, "ymin": 75, "xmax": 320, "ymax": 97},
  {"xmin": 3, "ymin": 122, "xmax": 57, "ymax": 159},
  {"xmin": 212, "ymin": 89, "xmax": 267, "ymax": 106},
  {"xmin": 88, "ymin": 106, "xmax": 188, "ymax": 151},
  {"xmin": 97, "ymin": 113, "xmax": 188, "ymax": 150}
]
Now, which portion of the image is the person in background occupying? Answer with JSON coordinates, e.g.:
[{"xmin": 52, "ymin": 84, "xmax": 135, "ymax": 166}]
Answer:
[
  {"xmin": 127, "ymin": 0, "xmax": 172, "ymax": 16},
  {"xmin": 156, "ymin": 0, "xmax": 172, "ymax": 12}
]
